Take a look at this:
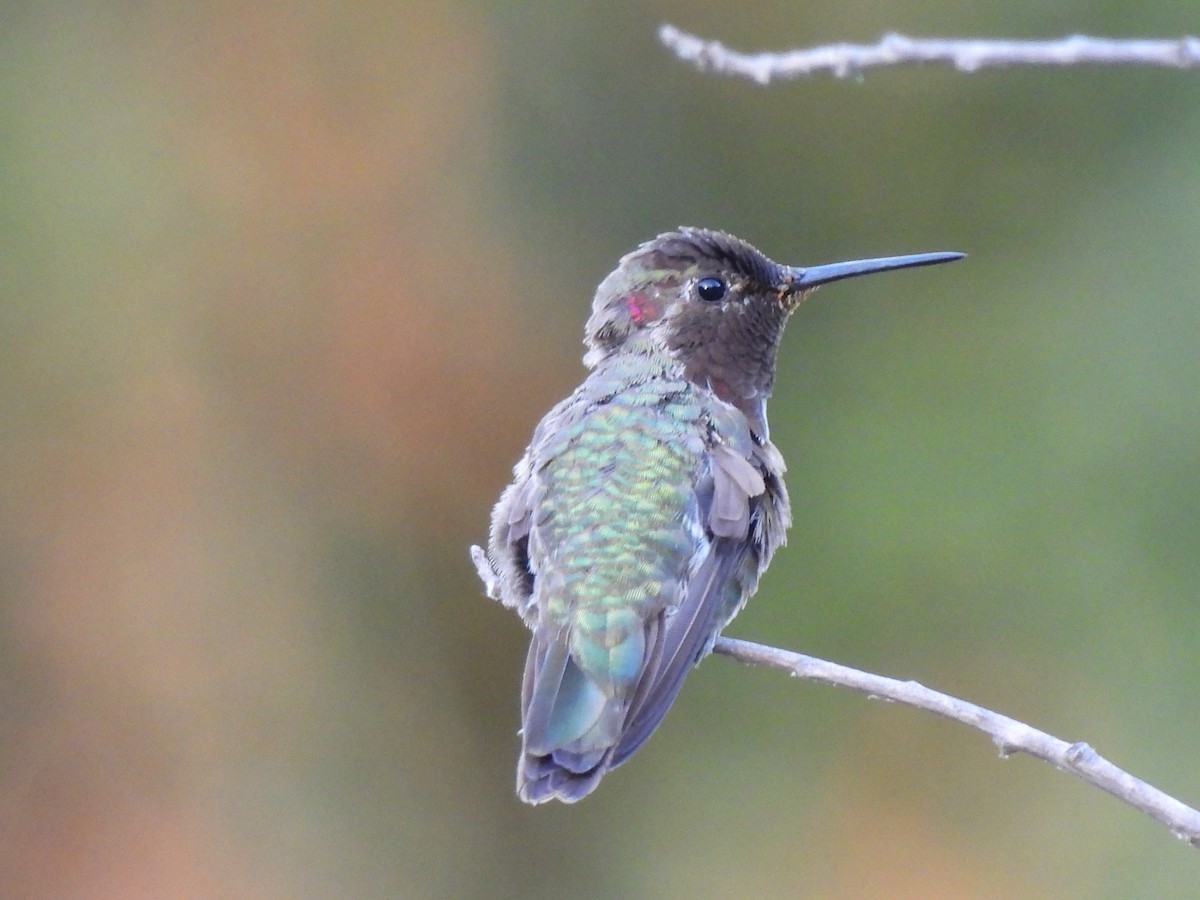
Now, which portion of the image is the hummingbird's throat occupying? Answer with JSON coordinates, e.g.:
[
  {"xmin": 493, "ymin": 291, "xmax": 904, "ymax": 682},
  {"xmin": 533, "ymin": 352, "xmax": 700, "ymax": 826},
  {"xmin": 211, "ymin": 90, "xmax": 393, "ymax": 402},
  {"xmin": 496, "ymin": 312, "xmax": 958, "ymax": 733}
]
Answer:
[{"xmin": 779, "ymin": 285, "xmax": 811, "ymax": 313}]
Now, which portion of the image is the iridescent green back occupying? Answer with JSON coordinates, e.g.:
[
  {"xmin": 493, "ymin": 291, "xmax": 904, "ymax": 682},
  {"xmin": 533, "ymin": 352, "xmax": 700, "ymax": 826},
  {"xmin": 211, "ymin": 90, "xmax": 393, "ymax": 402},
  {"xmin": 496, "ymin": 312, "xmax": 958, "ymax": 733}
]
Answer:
[{"xmin": 535, "ymin": 371, "xmax": 706, "ymax": 694}]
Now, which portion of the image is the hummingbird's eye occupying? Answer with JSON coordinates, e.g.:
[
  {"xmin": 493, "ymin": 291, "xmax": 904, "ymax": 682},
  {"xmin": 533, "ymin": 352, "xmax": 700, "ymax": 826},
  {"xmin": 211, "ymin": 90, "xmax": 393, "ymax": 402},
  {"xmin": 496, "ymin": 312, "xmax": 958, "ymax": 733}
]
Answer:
[{"xmin": 695, "ymin": 277, "xmax": 727, "ymax": 303}]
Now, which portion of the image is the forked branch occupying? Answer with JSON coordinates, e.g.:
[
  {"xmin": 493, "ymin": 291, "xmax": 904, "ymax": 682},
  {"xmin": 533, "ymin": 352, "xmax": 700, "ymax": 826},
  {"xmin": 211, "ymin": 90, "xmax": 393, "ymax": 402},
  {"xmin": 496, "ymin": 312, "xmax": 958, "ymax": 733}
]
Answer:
[{"xmin": 713, "ymin": 636, "xmax": 1200, "ymax": 848}]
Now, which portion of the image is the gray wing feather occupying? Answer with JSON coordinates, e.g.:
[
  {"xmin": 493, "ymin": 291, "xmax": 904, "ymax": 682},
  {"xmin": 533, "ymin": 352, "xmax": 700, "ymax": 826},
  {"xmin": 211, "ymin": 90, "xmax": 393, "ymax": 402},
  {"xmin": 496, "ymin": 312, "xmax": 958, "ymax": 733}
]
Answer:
[{"xmin": 611, "ymin": 537, "xmax": 746, "ymax": 766}]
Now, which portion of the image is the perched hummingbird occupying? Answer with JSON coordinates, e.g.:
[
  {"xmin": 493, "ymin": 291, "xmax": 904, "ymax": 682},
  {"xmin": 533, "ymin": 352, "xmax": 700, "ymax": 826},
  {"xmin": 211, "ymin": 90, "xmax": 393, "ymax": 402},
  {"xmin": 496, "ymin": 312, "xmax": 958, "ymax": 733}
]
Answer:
[{"xmin": 472, "ymin": 228, "xmax": 962, "ymax": 804}]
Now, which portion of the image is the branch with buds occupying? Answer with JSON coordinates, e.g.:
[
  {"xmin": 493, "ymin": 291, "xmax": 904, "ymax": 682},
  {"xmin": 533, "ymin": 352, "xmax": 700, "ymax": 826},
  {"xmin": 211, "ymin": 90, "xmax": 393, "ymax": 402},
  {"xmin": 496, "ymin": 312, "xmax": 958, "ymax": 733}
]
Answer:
[
  {"xmin": 713, "ymin": 636, "xmax": 1200, "ymax": 847},
  {"xmin": 659, "ymin": 25, "xmax": 1200, "ymax": 83}
]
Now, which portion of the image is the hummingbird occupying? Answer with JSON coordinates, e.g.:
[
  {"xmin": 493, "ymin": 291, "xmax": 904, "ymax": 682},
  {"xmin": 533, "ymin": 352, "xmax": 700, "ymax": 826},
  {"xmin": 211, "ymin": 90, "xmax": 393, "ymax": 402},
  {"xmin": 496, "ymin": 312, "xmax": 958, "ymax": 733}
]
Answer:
[{"xmin": 471, "ymin": 227, "xmax": 962, "ymax": 804}]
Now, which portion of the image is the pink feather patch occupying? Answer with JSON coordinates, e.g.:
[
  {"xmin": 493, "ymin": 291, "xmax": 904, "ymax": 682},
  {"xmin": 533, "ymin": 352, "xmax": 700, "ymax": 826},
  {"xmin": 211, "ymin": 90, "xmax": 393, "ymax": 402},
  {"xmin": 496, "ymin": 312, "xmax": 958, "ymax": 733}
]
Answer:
[{"xmin": 624, "ymin": 291, "xmax": 659, "ymax": 325}]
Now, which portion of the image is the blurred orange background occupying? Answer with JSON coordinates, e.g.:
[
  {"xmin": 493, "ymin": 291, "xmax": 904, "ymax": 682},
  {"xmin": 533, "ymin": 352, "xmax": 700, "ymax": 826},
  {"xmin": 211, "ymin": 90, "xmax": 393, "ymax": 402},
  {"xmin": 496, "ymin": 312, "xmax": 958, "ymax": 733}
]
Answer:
[{"xmin": 2, "ymin": 3, "xmax": 1199, "ymax": 897}]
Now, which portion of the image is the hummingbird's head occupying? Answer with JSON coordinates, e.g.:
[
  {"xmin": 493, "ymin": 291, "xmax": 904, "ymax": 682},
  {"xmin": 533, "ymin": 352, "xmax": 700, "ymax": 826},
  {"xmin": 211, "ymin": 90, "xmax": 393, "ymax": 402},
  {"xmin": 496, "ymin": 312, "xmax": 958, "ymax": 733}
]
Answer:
[
  {"xmin": 584, "ymin": 228, "xmax": 789, "ymax": 374},
  {"xmin": 584, "ymin": 227, "xmax": 962, "ymax": 416}
]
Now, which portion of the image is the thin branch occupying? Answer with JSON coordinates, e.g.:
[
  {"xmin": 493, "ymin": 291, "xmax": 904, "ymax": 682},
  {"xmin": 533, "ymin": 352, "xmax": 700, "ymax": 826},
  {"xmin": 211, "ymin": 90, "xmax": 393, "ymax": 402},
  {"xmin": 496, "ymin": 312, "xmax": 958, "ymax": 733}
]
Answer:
[
  {"xmin": 660, "ymin": 25, "xmax": 1200, "ymax": 83},
  {"xmin": 712, "ymin": 635, "xmax": 1200, "ymax": 848}
]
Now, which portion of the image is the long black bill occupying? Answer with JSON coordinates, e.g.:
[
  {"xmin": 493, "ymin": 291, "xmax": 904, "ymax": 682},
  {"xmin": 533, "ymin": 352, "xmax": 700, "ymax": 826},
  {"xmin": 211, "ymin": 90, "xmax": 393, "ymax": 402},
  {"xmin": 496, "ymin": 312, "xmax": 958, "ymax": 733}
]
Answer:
[{"xmin": 788, "ymin": 251, "xmax": 964, "ymax": 291}]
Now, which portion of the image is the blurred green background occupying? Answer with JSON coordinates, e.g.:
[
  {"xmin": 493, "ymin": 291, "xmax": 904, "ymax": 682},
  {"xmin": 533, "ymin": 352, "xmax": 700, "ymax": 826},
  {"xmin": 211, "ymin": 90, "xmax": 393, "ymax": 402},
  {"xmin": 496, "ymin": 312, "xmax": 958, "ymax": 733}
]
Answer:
[{"xmin": 2, "ymin": 1, "xmax": 1199, "ymax": 897}]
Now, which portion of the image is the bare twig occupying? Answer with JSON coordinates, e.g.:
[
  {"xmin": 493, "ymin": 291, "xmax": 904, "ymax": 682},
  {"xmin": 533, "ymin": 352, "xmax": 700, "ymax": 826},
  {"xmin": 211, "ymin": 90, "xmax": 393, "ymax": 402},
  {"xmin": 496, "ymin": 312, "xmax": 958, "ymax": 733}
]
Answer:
[
  {"xmin": 660, "ymin": 25, "xmax": 1200, "ymax": 83},
  {"xmin": 713, "ymin": 636, "xmax": 1200, "ymax": 848}
]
